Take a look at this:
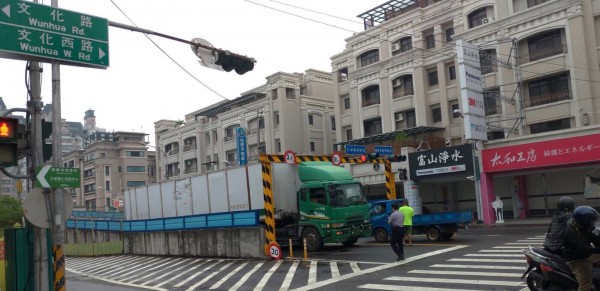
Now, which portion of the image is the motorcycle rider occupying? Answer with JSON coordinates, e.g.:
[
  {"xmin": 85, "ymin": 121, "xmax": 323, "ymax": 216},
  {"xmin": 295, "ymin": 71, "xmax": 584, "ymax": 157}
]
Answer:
[
  {"xmin": 544, "ymin": 196, "xmax": 575, "ymax": 253},
  {"xmin": 563, "ymin": 206, "xmax": 600, "ymax": 291}
]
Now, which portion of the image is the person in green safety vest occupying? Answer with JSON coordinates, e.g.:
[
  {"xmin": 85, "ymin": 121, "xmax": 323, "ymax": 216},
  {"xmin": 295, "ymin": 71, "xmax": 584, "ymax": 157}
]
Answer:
[{"xmin": 400, "ymin": 200, "xmax": 414, "ymax": 246}]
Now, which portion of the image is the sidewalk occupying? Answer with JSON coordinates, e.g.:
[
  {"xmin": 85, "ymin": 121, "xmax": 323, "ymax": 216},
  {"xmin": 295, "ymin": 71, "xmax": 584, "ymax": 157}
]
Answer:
[{"xmin": 469, "ymin": 216, "xmax": 552, "ymax": 228}]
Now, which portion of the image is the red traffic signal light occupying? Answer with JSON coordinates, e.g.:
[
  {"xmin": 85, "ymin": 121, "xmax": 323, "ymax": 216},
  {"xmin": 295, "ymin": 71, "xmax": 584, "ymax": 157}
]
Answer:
[
  {"xmin": 0, "ymin": 117, "xmax": 19, "ymax": 167},
  {"xmin": 0, "ymin": 117, "xmax": 17, "ymax": 141}
]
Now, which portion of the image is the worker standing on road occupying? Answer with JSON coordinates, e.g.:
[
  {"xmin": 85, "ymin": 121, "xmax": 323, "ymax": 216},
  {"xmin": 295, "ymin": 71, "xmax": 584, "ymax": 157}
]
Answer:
[
  {"xmin": 400, "ymin": 200, "xmax": 414, "ymax": 246},
  {"xmin": 388, "ymin": 203, "xmax": 405, "ymax": 261}
]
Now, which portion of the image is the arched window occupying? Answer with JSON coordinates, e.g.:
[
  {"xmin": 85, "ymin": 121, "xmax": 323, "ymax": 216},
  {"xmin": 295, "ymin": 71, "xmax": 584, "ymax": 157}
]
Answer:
[
  {"xmin": 361, "ymin": 85, "xmax": 380, "ymax": 107},
  {"xmin": 358, "ymin": 50, "xmax": 379, "ymax": 67},
  {"xmin": 391, "ymin": 37, "xmax": 412, "ymax": 55},
  {"xmin": 392, "ymin": 75, "xmax": 414, "ymax": 98},
  {"xmin": 468, "ymin": 8, "xmax": 488, "ymax": 28}
]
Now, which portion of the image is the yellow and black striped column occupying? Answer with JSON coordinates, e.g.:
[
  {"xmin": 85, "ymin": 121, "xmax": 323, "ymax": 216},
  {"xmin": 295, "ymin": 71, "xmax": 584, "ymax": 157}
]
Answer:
[
  {"xmin": 261, "ymin": 161, "xmax": 276, "ymax": 244},
  {"xmin": 53, "ymin": 244, "xmax": 66, "ymax": 291},
  {"xmin": 384, "ymin": 160, "xmax": 396, "ymax": 200}
]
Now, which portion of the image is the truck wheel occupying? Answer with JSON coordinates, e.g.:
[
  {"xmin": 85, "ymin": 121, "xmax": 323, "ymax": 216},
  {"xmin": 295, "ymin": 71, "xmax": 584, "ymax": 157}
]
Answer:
[
  {"xmin": 374, "ymin": 228, "xmax": 388, "ymax": 243},
  {"xmin": 425, "ymin": 227, "xmax": 441, "ymax": 241},
  {"xmin": 342, "ymin": 238, "xmax": 358, "ymax": 247},
  {"xmin": 302, "ymin": 227, "xmax": 323, "ymax": 252}
]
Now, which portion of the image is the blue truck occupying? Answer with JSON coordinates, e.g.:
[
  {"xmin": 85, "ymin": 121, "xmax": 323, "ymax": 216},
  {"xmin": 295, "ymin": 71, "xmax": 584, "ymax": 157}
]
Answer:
[{"xmin": 368, "ymin": 199, "xmax": 472, "ymax": 242}]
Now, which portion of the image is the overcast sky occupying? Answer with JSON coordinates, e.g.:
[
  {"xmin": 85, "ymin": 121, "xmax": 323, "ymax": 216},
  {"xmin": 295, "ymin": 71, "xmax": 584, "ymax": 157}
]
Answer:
[{"xmin": 0, "ymin": 0, "xmax": 383, "ymax": 145}]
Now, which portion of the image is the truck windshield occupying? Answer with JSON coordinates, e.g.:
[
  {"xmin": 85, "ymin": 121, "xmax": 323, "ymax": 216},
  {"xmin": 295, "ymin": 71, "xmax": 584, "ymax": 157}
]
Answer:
[{"xmin": 329, "ymin": 184, "xmax": 367, "ymax": 207}]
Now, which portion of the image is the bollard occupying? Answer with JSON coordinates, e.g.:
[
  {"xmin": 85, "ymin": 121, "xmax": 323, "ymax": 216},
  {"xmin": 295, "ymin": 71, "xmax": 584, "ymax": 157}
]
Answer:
[
  {"xmin": 303, "ymin": 238, "xmax": 308, "ymax": 260},
  {"xmin": 289, "ymin": 238, "xmax": 293, "ymax": 258}
]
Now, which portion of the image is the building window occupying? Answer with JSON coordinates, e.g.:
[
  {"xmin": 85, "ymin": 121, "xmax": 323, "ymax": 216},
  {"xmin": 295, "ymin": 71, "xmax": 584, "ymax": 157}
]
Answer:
[
  {"xmin": 448, "ymin": 66, "xmax": 456, "ymax": 80},
  {"xmin": 361, "ymin": 85, "xmax": 380, "ymax": 107},
  {"xmin": 118, "ymin": 166, "xmax": 122, "ymax": 173},
  {"xmin": 183, "ymin": 137, "xmax": 197, "ymax": 151},
  {"xmin": 468, "ymin": 8, "xmax": 488, "ymax": 28},
  {"xmin": 271, "ymin": 88, "xmax": 278, "ymax": 100},
  {"xmin": 204, "ymin": 133, "xmax": 210, "ymax": 145},
  {"xmin": 527, "ymin": 29, "xmax": 563, "ymax": 62},
  {"xmin": 338, "ymin": 68, "xmax": 348, "ymax": 82},
  {"xmin": 274, "ymin": 112, "xmax": 279, "ymax": 125},
  {"xmin": 343, "ymin": 96, "xmax": 351, "ymax": 109},
  {"xmin": 125, "ymin": 151, "xmax": 146, "ymax": 158},
  {"xmin": 346, "ymin": 128, "xmax": 353, "ymax": 141},
  {"xmin": 405, "ymin": 110, "xmax": 416, "ymax": 127},
  {"xmin": 104, "ymin": 166, "xmax": 110, "ymax": 176},
  {"xmin": 530, "ymin": 118, "xmax": 570, "ymax": 134},
  {"xmin": 84, "ymin": 183, "xmax": 96, "ymax": 193},
  {"xmin": 331, "ymin": 117, "xmax": 336, "ymax": 130},
  {"xmin": 100, "ymin": 153, "xmax": 106, "ymax": 158},
  {"xmin": 428, "ymin": 70, "xmax": 439, "ymax": 86},
  {"xmin": 286, "ymin": 88, "xmax": 295, "ymax": 99},
  {"xmin": 392, "ymin": 37, "xmax": 412, "ymax": 56},
  {"xmin": 480, "ymin": 49, "xmax": 497, "ymax": 74},
  {"xmin": 359, "ymin": 50, "xmax": 379, "ymax": 67},
  {"xmin": 445, "ymin": 27, "xmax": 454, "ymax": 42},
  {"xmin": 432, "ymin": 107, "xmax": 442, "ymax": 122},
  {"xmin": 127, "ymin": 166, "xmax": 145, "ymax": 172},
  {"xmin": 527, "ymin": 0, "xmax": 550, "ymax": 8},
  {"xmin": 308, "ymin": 114, "xmax": 314, "ymax": 125},
  {"xmin": 392, "ymin": 75, "xmax": 414, "ymax": 98},
  {"xmin": 300, "ymin": 85, "xmax": 306, "ymax": 95},
  {"xmin": 224, "ymin": 126, "xmax": 237, "ymax": 141},
  {"xmin": 212, "ymin": 130, "xmax": 218, "ymax": 142},
  {"xmin": 310, "ymin": 142, "xmax": 315, "ymax": 152},
  {"xmin": 451, "ymin": 104, "xmax": 461, "ymax": 118},
  {"xmin": 425, "ymin": 34, "xmax": 435, "ymax": 49},
  {"xmin": 127, "ymin": 181, "xmax": 145, "ymax": 188},
  {"xmin": 364, "ymin": 118, "xmax": 382, "ymax": 137},
  {"xmin": 484, "ymin": 87, "xmax": 502, "ymax": 115},
  {"xmin": 226, "ymin": 151, "xmax": 236, "ymax": 163},
  {"xmin": 105, "ymin": 181, "xmax": 110, "ymax": 191},
  {"xmin": 276, "ymin": 139, "xmax": 281, "ymax": 152},
  {"xmin": 527, "ymin": 73, "xmax": 570, "ymax": 107}
]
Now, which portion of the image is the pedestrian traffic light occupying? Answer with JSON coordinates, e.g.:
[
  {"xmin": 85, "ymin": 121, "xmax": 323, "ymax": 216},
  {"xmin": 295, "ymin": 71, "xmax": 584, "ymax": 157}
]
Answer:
[
  {"xmin": 360, "ymin": 153, "xmax": 379, "ymax": 162},
  {"xmin": 42, "ymin": 120, "xmax": 52, "ymax": 161},
  {"xmin": 398, "ymin": 168, "xmax": 408, "ymax": 181},
  {"xmin": 387, "ymin": 154, "xmax": 407, "ymax": 162},
  {"xmin": 0, "ymin": 117, "xmax": 19, "ymax": 167},
  {"xmin": 215, "ymin": 51, "xmax": 255, "ymax": 75}
]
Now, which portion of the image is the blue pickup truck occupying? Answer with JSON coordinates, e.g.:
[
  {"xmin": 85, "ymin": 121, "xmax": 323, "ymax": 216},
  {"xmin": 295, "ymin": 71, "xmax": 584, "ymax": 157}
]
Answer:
[{"xmin": 368, "ymin": 199, "xmax": 472, "ymax": 242}]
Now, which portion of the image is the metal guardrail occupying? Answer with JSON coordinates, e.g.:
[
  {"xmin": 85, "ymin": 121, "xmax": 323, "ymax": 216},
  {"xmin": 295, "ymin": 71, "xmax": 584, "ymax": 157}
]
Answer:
[
  {"xmin": 71, "ymin": 210, "xmax": 124, "ymax": 219},
  {"xmin": 66, "ymin": 210, "xmax": 259, "ymax": 232}
]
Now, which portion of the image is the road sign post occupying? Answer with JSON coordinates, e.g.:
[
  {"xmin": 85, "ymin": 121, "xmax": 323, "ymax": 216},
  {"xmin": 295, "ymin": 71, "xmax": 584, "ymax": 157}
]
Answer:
[
  {"xmin": 35, "ymin": 165, "xmax": 80, "ymax": 188},
  {"xmin": 0, "ymin": 0, "xmax": 109, "ymax": 67}
]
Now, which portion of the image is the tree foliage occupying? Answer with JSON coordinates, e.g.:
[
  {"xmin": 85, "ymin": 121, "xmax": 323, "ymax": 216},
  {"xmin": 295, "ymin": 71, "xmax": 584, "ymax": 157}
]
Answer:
[{"xmin": 0, "ymin": 196, "xmax": 23, "ymax": 228}]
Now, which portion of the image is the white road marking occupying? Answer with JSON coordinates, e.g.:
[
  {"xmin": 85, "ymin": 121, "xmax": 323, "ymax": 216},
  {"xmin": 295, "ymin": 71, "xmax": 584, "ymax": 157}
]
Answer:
[
  {"xmin": 185, "ymin": 262, "xmax": 233, "ymax": 291},
  {"xmin": 66, "ymin": 255, "xmax": 121, "ymax": 268},
  {"xmin": 68, "ymin": 268, "xmax": 167, "ymax": 291},
  {"xmin": 358, "ymin": 283, "xmax": 485, "ymax": 291},
  {"xmin": 289, "ymin": 245, "xmax": 469, "ymax": 291},
  {"xmin": 111, "ymin": 257, "xmax": 173, "ymax": 280},
  {"xmin": 125, "ymin": 258, "xmax": 186, "ymax": 282},
  {"xmin": 385, "ymin": 276, "xmax": 523, "ymax": 286},
  {"xmin": 330, "ymin": 261, "xmax": 340, "ymax": 278},
  {"xmin": 431, "ymin": 264, "xmax": 523, "ymax": 270},
  {"xmin": 308, "ymin": 260, "xmax": 318, "ymax": 285},
  {"xmin": 464, "ymin": 254, "xmax": 524, "ymax": 257},
  {"xmin": 173, "ymin": 260, "xmax": 219, "ymax": 288},
  {"xmin": 280, "ymin": 261, "xmax": 299, "ymax": 291},
  {"xmin": 209, "ymin": 262, "xmax": 248, "ymax": 289},
  {"xmin": 493, "ymin": 246, "xmax": 530, "ymax": 249},
  {"xmin": 253, "ymin": 260, "xmax": 283, "ymax": 291},
  {"xmin": 449, "ymin": 258, "xmax": 524, "ymax": 263},
  {"xmin": 479, "ymin": 249, "xmax": 523, "ymax": 253},
  {"xmin": 94, "ymin": 257, "xmax": 159, "ymax": 276},
  {"xmin": 350, "ymin": 262, "xmax": 361, "ymax": 273},
  {"xmin": 135, "ymin": 258, "xmax": 192, "ymax": 285},
  {"xmin": 517, "ymin": 240, "xmax": 544, "ymax": 242},
  {"xmin": 153, "ymin": 259, "xmax": 213, "ymax": 288},
  {"xmin": 72, "ymin": 256, "xmax": 141, "ymax": 272},
  {"xmin": 408, "ymin": 269, "xmax": 522, "ymax": 277},
  {"xmin": 229, "ymin": 262, "xmax": 264, "ymax": 291},
  {"xmin": 505, "ymin": 242, "xmax": 540, "ymax": 245}
]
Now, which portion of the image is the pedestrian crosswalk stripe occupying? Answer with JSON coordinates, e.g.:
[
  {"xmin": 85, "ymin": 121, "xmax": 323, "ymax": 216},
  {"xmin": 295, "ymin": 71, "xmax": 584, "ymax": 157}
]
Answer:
[
  {"xmin": 517, "ymin": 240, "xmax": 544, "ymax": 242},
  {"xmin": 408, "ymin": 270, "xmax": 522, "ymax": 277},
  {"xmin": 350, "ymin": 262, "xmax": 361, "ymax": 273},
  {"xmin": 138, "ymin": 259, "xmax": 195, "ymax": 286},
  {"xmin": 254, "ymin": 260, "xmax": 283, "ymax": 291},
  {"xmin": 330, "ymin": 262, "xmax": 340, "ymax": 278},
  {"xmin": 280, "ymin": 261, "xmax": 300, "ymax": 291},
  {"xmin": 186, "ymin": 262, "xmax": 233, "ymax": 291},
  {"xmin": 505, "ymin": 242, "xmax": 539, "ymax": 245},
  {"xmin": 229, "ymin": 262, "xmax": 264, "ymax": 291},
  {"xmin": 357, "ymin": 284, "xmax": 484, "ymax": 291},
  {"xmin": 209, "ymin": 262, "xmax": 248, "ymax": 290},
  {"xmin": 134, "ymin": 258, "xmax": 191, "ymax": 283},
  {"xmin": 112, "ymin": 257, "xmax": 173, "ymax": 280},
  {"xmin": 449, "ymin": 258, "xmax": 524, "ymax": 263},
  {"xmin": 493, "ymin": 246, "xmax": 531, "ymax": 249},
  {"xmin": 479, "ymin": 249, "xmax": 523, "ymax": 252},
  {"xmin": 308, "ymin": 260, "xmax": 318, "ymax": 285},
  {"xmin": 153, "ymin": 259, "xmax": 213, "ymax": 289},
  {"xmin": 431, "ymin": 264, "xmax": 523, "ymax": 270},
  {"xmin": 384, "ymin": 276, "xmax": 523, "ymax": 286},
  {"xmin": 173, "ymin": 261, "xmax": 219, "ymax": 288},
  {"xmin": 464, "ymin": 254, "xmax": 524, "ymax": 257}
]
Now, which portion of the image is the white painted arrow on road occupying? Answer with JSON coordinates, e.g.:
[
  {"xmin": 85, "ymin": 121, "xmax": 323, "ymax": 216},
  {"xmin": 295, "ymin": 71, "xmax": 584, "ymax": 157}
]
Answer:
[
  {"xmin": 2, "ymin": 4, "xmax": 10, "ymax": 18},
  {"xmin": 37, "ymin": 165, "xmax": 51, "ymax": 188}
]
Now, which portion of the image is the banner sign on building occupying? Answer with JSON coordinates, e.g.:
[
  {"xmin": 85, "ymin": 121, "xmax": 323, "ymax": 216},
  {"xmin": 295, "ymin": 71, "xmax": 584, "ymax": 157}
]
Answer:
[
  {"xmin": 236, "ymin": 127, "xmax": 247, "ymax": 165},
  {"xmin": 408, "ymin": 144, "xmax": 474, "ymax": 181},
  {"xmin": 374, "ymin": 145, "xmax": 393, "ymax": 156},
  {"xmin": 345, "ymin": 144, "xmax": 366, "ymax": 155},
  {"xmin": 482, "ymin": 133, "xmax": 600, "ymax": 172},
  {"xmin": 456, "ymin": 39, "xmax": 487, "ymax": 141},
  {"xmin": 464, "ymin": 114, "xmax": 488, "ymax": 141}
]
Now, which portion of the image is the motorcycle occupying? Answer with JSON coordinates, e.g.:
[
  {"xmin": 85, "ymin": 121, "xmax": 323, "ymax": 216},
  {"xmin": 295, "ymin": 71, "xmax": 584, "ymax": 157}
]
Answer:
[{"xmin": 522, "ymin": 245, "xmax": 600, "ymax": 290}]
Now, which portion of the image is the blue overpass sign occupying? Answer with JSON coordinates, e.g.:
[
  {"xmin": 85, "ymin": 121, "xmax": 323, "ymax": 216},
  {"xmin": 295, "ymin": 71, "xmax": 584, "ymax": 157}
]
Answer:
[
  {"xmin": 345, "ymin": 144, "xmax": 366, "ymax": 155},
  {"xmin": 374, "ymin": 146, "xmax": 393, "ymax": 156}
]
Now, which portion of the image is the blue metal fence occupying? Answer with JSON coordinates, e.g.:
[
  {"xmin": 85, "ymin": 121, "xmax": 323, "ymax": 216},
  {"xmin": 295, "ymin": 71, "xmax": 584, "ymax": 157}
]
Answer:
[{"xmin": 66, "ymin": 210, "xmax": 259, "ymax": 232}]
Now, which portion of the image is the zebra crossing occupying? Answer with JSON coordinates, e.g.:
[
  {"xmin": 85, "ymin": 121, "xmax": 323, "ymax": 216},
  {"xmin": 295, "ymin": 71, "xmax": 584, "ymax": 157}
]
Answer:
[{"xmin": 357, "ymin": 235, "xmax": 545, "ymax": 291}]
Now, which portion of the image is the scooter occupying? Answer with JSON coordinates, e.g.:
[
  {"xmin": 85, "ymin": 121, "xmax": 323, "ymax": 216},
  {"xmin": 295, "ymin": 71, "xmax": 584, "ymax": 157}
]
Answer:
[{"xmin": 522, "ymin": 245, "xmax": 600, "ymax": 291}]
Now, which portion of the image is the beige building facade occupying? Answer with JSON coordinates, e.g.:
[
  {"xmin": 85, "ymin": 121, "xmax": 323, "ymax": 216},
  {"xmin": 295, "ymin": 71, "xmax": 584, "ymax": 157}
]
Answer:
[
  {"xmin": 153, "ymin": 69, "xmax": 336, "ymax": 182},
  {"xmin": 331, "ymin": 0, "xmax": 600, "ymax": 223}
]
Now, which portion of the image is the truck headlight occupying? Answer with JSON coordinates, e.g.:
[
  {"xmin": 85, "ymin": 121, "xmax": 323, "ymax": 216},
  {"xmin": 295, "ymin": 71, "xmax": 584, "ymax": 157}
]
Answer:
[
  {"xmin": 321, "ymin": 224, "xmax": 330, "ymax": 229},
  {"xmin": 332, "ymin": 223, "xmax": 345, "ymax": 228}
]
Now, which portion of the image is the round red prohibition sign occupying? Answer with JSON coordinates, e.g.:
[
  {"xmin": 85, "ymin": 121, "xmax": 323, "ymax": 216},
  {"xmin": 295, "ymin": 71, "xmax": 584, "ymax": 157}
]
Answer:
[
  {"xmin": 331, "ymin": 152, "xmax": 342, "ymax": 166},
  {"xmin": 284, "ymin": 150, "xmax": 296, "ymax": 164},
  {"xmin": 268, "ymin": 241, "xmax": 282, "ymax": 260}
]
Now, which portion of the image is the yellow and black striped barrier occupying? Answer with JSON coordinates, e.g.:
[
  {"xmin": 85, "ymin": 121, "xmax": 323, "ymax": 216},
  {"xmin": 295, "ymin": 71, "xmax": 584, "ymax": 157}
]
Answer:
[
  {"xmin": 261, "ymin": 161, "xmax": 276, "ymax": 245},
  {"xmin": 53, "ymin": 244, "xmax": 65, "ymax": 291},
  {"xmin": 385, "ymin": 161, "xmax": 396, "ymax": 200}
]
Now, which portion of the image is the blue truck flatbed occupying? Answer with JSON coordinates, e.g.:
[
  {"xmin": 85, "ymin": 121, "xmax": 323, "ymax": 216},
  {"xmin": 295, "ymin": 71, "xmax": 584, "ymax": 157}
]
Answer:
[{"xmin": 368, "ymin": 199, "xmax": 473, "ymax": 242}]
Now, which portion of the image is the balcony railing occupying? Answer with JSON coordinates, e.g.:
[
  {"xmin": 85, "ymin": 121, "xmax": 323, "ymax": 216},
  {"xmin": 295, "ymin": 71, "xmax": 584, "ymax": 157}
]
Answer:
[
  {"xmin": 183, "ymin": 144, "xmax": 197, "ymax": 152},
  {"xmin": 223, "ymin": 136, "xmax": 235, "ymax": 142},
  {"xmin": 523, "ymin": 44, "xmax": 567, "ymax": 63},
  {"xmin": 362, "ymin": 98, "xmax": 381, "ymax": 107},
  {"xmin": 525, "ymin": 90, "xmax": 571, "ymax": 107},
  {"xmin": 481, "ymin": 65, "xmax": 498, "ymax": 75},
  {"xmin": 184, "ymin": 166, "xmax": 198, "ymax": 174},
  {"xmin": 392, "ymin": 88, "xmax": 414, "ymax": 99}
]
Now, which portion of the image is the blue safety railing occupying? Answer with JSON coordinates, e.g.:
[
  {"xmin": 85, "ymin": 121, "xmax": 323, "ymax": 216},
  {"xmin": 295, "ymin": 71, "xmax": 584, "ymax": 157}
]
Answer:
[
  {"xmin": 66, "ymin": 210, "xmax": 259, "ymax": 232},
  {"xmin": 71, "ymin": 211, "xmax": 124, "ymax": 220}
]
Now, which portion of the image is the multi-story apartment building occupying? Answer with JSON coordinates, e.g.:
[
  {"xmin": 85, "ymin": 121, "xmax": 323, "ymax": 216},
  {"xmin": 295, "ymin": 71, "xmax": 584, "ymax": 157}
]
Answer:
[
  {"xmin": 153, "ymin": 69, "xmax": 336, "ymax": 181},
  {"xmin": 331, "ymin": 0, "xmax": 600, "ymax": 223},
  {"xmin": 63, "ymin": 131, "xmax": 156, "ymax": 210}
]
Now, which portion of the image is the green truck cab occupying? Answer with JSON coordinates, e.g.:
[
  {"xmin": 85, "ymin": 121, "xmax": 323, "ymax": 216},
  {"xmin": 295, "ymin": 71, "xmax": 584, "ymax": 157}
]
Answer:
[{"xmin": 274, "ymin": 162, "xmax": 371, "ymax": 251}]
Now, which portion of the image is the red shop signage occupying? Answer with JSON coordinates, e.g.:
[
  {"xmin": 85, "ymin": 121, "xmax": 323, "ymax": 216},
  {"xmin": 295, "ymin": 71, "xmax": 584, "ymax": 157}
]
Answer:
[{"xmin": 482, "ymin": 133, "xmax": 600, "ymax": 172}]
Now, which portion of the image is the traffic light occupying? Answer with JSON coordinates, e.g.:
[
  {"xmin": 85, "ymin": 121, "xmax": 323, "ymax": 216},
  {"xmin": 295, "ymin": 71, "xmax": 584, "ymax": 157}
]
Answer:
[
  {"xmin": 215, "ymin": 51, "xmax": 255, "ymax": 75},
  {"xmin": 42, "ymin": 120, "xmax": 53, "ymax": 162},
  {"xmin": 360, "ymin": 153, "xmax": 379, "ymax": 162},
  {"xmin": 398, "ymin": 168, "xmax": 408, "ymax": 181},
  {"xmin": 0, "ymin": 117, "xmax": 19, "ymax": 167},
  {"xmin": 387, "ymin": 154, "xmax": 407, "ymax": 162}
]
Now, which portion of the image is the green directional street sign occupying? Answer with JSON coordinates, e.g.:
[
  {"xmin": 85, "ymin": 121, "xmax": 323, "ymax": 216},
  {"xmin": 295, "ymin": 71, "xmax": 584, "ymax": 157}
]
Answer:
[
  {"xmin": 35, "ymin": 165, "xmax": 80, "ymax": 188},
  {"xmin": 0, "ymin": 0, "xmax": 109, "ymax": 67}
]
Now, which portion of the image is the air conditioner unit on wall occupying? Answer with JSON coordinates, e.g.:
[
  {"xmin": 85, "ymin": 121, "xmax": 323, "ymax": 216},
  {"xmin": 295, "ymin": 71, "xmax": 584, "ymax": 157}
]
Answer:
[
  {"xmin": 482, "ymin": 17, "xmax": 493, "ymax": 24},
  {"xmin": 185, "ymin": 160, "xmax": 192, "ymax": 166},
  {"xmin": 393, "ymin": 78, "xmax": 403, "ymax": 87},
  {"xmin": 391, "ymin": 43, "xmax": 401, "ymax": 52},
  {"xmin": 395, "ymin": 113, "xmax": 404, "ymax": 121}
]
